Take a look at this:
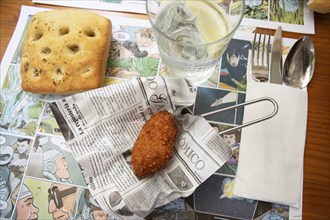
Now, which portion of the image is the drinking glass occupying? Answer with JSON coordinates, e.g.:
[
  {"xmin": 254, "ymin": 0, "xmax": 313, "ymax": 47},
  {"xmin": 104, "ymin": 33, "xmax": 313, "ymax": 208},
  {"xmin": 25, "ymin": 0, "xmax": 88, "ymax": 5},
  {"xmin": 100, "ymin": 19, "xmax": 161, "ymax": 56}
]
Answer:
[{"xmin": 146, "ymin": 0, "xmax": 245, "ymax": 85}]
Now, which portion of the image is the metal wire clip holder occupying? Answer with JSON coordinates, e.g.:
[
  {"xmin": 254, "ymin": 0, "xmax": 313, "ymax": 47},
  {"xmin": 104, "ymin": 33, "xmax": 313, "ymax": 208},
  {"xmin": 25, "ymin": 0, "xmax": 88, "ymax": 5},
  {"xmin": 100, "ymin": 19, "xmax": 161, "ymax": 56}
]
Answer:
[{"xmin": 201, "ymin": 97, "xmax": 278, "ymax": 135}]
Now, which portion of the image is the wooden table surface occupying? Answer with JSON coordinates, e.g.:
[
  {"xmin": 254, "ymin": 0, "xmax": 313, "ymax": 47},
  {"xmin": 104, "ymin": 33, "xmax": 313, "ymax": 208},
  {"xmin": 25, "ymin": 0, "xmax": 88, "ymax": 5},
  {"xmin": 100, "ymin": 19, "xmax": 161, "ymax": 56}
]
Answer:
[{"xmin": 1, "ymin": 1, "xmax": 329, "ymax": 219}]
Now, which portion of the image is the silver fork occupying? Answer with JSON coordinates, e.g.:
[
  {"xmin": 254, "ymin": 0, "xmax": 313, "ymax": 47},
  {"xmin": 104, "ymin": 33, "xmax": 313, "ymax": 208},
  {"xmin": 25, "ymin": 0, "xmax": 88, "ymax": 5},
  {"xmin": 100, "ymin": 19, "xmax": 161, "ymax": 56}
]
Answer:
[{"xmin": 251, "ymin": 29, "xmax": 271, "ymax": 82}]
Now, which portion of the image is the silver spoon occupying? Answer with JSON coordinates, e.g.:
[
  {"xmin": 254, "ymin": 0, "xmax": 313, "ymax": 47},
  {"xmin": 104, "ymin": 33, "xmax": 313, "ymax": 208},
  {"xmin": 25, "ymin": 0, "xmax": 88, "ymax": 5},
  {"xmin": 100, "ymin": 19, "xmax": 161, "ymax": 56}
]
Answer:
[{"xmin": 282, "ymin": 36, "xmax": 315, "ymax": 89}]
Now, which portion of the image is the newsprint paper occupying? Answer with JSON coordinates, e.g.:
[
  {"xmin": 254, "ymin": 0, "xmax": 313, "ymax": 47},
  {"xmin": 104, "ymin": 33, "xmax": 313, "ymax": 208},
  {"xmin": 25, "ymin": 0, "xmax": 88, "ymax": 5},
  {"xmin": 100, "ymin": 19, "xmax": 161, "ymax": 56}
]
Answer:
[{"xmin": 49, "ymin": 76, "xmax": 231, "ymax": 219}]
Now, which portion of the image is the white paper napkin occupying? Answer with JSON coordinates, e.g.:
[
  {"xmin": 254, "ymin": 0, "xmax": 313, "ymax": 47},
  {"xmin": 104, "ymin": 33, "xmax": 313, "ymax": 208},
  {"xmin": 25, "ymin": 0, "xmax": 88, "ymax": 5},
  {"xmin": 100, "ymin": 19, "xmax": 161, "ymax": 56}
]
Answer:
[{"xmin": 234, "ymin": 75, "xmax": 308, "ymax": 208}]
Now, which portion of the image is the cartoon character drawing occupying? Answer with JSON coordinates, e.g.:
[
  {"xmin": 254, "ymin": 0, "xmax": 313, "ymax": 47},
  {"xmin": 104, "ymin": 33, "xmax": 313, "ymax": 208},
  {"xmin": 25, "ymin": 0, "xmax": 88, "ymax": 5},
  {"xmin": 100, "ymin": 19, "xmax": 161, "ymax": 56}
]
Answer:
[
  {"xmin": 1, "ymin": 92, "xmax": 36, "ymax": 130},
  {"xmin": 27, "ymin": 136, "xmax": 85, "ymax": 186},
  {"xmin": 231, "ymin": 75, "xmax": 247, "ymax": 91},
  {"xmin": 107, "ymin": 27, "xmax": 160, "ymax": 79},
  {"xmin": 47, "ymin": 183, "xmax": 114, "ymax": 220},
  {"xmin": 135, "ymin": 28, "xmax": 159, "ymax": 57},
  {"xmin": 0, "ymin": 65, "xmax": 43, "ymax": 135},
  {"xmin": 15, "ymin": 184, "xmax": 39, "ymax": 220},
  {"xmin": 210, "ymin": 91, "xmax": 237, "ymax": 107},
  {"xmin": 226, "ymin": 49, "xmax": 241, "ymax": 68},
  {"xmin": 0, "ymin": 145, "xmax": 14, "ymax": 218},
  {"xmin": 0, "ymin": 67, "xmax": 22, "ymax": 130},
  {"xmin": 0, "ymin": 74, "xmax": 37, "ymax": 131},
  {"xmin": 219, "ymin": 40, "xmax": 250, "ymax": 91},
  {"xmin": 220, "ymin": 67, "xmax": 247, "ymax": 91},
  {"xmin": 0, "ymin": 135, "xmax": 33, "ymax": 218},
  {"xmin": 47, "ymin": 183, "xmax": 77, "ymax": 219},
  {"xmin": 43, "ymin": 149, "xmax": 72, "ymax": 184},
  {"xmin": 223, "ymin": 131, "xmax": 240, "ymax": 165},
  {"xmin": 9, "ymin": 138, "xmax": 31, "ymax": 178},
  {"xmin": 107, "ymin": 40, "xmax": 159, "ymax": 78},
  {"xmin": 91, "ymin": 206, "xmax": 109, "ymax": 220},
  {"xmin": 217, "ymin": 130, "xmax": 241, "ymax": 175},
  {"xmin": 219, "ymin": 178, "xmax": 254, "ymax": 203},
  {"xmin": 0, "ymin": 65, "xmax": 42, "ymax": 136},
  {"xmin": 223, "ymin": 131, "xmax": 240, "ymax": 147},
  {"xmin": 219, "ymin": 178, "xmax": 236, "ymax": 199},
  {"xmin": 12, "ymin": 138, "xmax": 31, "ymax": 158}
]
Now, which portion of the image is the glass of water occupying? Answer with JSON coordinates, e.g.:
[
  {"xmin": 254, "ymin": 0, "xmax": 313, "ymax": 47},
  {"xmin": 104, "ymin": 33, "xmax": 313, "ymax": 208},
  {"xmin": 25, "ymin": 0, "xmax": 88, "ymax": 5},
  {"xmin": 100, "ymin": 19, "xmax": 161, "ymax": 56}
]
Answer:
[{"xmin": 146, "ymin": 0, "xmax": 245, "ymax": 85}]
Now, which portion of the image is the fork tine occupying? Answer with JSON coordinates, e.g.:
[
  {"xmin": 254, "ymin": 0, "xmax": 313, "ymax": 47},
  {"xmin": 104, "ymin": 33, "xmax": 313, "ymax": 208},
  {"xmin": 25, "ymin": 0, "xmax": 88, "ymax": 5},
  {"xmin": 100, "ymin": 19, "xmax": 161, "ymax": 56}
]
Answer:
[
  {"xmin": 266, "ymin": 29, "xmax": 271, "ymax": 68},
  {"xmin": 257, "ymin": 30, "xmax": 262, "ymax": 65},
  {"xmin": 252, "ymin": 30, "xmax": 257, "ymax": 66},
  {"xmin": 261, "ymin": 29, "xmax": 267, "ymax": 65}
]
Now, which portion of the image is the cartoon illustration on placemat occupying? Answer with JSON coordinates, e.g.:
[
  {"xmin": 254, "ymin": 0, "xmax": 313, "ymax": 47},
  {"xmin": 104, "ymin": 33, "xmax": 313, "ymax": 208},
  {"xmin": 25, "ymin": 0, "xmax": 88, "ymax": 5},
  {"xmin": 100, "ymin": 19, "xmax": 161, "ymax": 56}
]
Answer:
[
  {"xmin": 270, "ymin": 0, "xmax": 304, "ymax": 24},
  {"xmin": 26, "ymin": 135, "xmax": 86, "ymax": 186},
  {"xmin": 107, "ymin": 26, "xmax": 160, "ymax": 78},
  {"xmin": 253, "ymin": 201, "xmax": 289, "ymax": 220},
  {"xmin": 215, "ymin": 126, "xmax": 242, "ymax": 175},
  {"xmin": 244, "ymin": 0, "xmax": 269, "ymax": 20},
  {"xmin": 17, "ymin": 178, "xmax": 114, "ymax": 220},
  {"xmin": 193, "ymin": 87, "xmax": 245, "ymax": 125},
  {"xmin": 0, "ymin": 65, "xmax": 43, "ymax": 136},
  {"xmin": 219, "ymin": 39, "xmax": 250, "ymax": 92},
  {"xmin": 193, "ymin": 174, "xmax": 257, "ymax": 219},
  {"xmin": 12, "ymin": 184, "xmax": 39, "ymax": 220},
  {"xmin": 38, "ymin": 103, "xmax": 62, "ymax": 136},
  {"xmin": 0, "ymin": 134, "xmax": 33, "ymax": 218}
]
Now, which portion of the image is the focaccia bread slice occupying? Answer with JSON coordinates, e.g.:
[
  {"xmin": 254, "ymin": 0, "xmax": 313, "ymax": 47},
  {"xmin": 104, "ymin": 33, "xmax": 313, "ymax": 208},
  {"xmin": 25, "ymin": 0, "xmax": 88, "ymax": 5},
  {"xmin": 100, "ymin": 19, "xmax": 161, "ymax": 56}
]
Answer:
[{"xmin": 20, "ymin": 9, "xmax": 112, "ymax": 94}]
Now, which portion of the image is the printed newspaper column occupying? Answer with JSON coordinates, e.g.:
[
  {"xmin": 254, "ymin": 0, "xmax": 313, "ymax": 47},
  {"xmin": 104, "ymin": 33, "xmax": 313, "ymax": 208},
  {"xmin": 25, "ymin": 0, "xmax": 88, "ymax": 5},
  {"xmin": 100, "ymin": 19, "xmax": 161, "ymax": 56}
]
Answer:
[{"xmin": 50, "ymin": 77, "xmax": 197, "ymax": 219}]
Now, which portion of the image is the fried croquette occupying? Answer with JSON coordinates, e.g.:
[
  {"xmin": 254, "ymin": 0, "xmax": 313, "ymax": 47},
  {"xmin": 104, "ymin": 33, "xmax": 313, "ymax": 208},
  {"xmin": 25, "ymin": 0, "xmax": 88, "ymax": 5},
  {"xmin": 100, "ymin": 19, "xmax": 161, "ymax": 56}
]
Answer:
[{"xmin": 131, "ymin": 111, "xmax": 177, "ymax": 177}]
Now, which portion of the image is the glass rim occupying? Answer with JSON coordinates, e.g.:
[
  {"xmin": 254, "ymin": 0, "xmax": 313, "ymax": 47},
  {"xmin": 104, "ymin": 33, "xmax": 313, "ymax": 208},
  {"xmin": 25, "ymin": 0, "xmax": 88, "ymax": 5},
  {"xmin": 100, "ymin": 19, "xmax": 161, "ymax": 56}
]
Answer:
[{"xmin": 146, "ymin": 0, "xmax": 245, "ymax": 47}]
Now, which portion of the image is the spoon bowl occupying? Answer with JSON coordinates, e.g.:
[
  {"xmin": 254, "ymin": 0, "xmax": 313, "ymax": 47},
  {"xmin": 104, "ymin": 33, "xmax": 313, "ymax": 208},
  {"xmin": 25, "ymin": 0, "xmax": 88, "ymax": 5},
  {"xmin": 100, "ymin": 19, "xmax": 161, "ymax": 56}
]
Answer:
[{"xmin": 283, "ymin": 36, "xmax": 315, "ymax": 89}]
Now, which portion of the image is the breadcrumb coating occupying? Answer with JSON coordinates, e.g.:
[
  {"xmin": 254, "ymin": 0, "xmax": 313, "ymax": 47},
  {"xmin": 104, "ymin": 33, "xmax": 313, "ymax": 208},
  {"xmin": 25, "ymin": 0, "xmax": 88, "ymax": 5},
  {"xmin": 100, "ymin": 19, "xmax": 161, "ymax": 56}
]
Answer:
[{"xmin": 131, "ymin": 111, "xmax": 177, "ymax": 177}]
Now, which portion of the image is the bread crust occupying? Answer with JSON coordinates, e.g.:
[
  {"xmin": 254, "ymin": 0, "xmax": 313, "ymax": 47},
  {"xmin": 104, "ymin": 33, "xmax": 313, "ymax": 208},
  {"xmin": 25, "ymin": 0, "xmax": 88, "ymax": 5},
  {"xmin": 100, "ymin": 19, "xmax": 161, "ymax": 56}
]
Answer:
[
  {"xmin": 307, "ymin": 0, "xmax": 330, "ymax": 14},
  {"xmin": 131, "ymin": 111, "xmax": 177, "ymax": 177},
  {"xmin": 20, "ymin": 9, "xmax": 112, "ymax": 94}
]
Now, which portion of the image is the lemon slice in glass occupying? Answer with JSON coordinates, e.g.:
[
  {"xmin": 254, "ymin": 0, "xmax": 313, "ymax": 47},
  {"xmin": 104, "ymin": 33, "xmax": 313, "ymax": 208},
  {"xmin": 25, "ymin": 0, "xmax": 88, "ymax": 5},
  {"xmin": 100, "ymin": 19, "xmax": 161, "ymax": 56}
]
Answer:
[{"xmin": 186, "ymin": 0, "xmax": 230, "ymax": 57}]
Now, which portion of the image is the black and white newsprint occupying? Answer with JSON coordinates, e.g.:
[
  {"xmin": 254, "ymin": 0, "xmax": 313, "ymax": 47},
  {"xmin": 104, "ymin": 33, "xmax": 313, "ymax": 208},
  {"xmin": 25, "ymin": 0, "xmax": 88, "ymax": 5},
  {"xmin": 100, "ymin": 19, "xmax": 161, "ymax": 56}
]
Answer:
[{"xmin": 50, "ymin": 76, "xmax": 231, "ymax": 219}]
